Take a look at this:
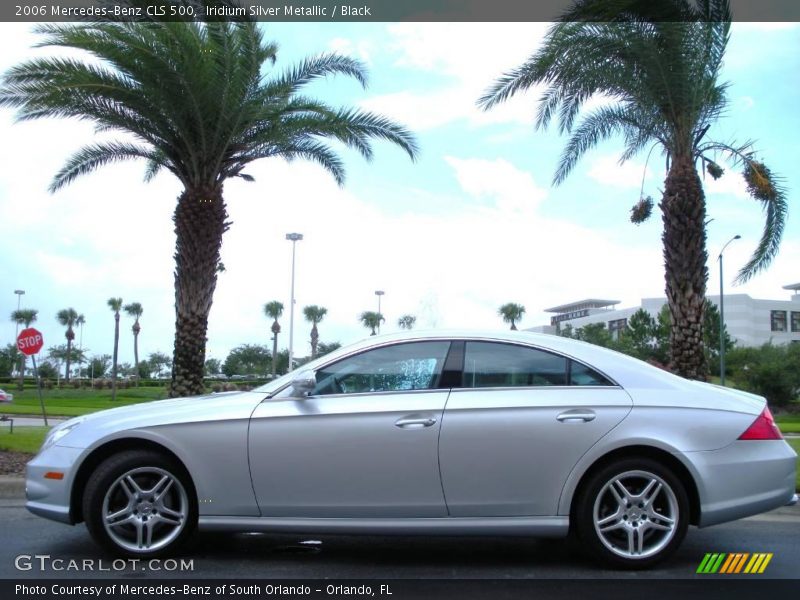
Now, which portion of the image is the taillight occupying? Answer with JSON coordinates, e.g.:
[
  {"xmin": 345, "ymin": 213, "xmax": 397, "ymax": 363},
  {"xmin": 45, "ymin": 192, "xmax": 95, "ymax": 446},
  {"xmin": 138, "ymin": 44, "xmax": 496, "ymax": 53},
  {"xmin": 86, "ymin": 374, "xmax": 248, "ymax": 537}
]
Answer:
[{"xmin": 738, "ymin": 407, "xmax": 783, "ymax": 440}]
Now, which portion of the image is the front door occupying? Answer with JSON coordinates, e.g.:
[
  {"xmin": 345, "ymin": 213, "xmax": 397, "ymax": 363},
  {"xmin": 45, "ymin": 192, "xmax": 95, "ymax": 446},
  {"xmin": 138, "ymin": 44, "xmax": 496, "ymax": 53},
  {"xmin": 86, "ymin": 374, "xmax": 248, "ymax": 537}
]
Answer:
[{"xmin": 248, "ymin": 340, "xmax": 452, "ymax": 517}]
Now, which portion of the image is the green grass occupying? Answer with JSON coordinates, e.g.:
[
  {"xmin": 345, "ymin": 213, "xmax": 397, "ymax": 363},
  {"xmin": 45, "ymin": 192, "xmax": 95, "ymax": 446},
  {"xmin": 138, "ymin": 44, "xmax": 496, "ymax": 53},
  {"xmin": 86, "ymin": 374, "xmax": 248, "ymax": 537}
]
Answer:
[
  {"xmin": 0, "ymin": 426, "xmax": 50, "ymax": 453},
  {"xmin": 0, "ymin": 386, "xmax": 168, "ymax": 416},
  {"xmin": 775, "ymin": 414, "xmax": 800, "ymax": 434}
]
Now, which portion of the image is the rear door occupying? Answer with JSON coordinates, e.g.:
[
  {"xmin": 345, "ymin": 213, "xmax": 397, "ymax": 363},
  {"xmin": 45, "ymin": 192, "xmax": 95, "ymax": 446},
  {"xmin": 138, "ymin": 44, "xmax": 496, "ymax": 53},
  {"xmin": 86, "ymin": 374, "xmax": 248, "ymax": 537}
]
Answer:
[{"xmin": 438, "ymin": 341, "xmax": 632, "ymax": 516}]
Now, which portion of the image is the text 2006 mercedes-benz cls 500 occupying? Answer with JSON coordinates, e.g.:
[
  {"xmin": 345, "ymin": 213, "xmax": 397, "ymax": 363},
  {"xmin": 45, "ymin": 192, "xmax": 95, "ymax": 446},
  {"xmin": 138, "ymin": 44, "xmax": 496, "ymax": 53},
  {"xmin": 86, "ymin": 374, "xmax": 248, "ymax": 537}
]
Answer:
[{"xmin": 26, "ymin": 330, "xmax": 797, "ymax": 568}]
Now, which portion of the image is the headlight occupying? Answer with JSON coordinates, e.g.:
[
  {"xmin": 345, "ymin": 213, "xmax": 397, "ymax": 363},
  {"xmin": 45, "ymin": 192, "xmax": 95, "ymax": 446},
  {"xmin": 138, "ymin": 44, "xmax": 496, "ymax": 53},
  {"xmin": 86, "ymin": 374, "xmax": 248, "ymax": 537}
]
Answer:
[{"xmin": 40, "ymin": 418, "xmax": 84, "ymax": 452}]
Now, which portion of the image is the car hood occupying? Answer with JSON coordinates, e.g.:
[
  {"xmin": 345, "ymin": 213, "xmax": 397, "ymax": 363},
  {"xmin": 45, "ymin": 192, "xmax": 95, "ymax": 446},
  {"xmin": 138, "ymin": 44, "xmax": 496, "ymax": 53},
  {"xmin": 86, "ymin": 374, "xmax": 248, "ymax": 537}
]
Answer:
[{"xmin": 56, "ymin": 391, "xmax": 266, "ymax": 449}]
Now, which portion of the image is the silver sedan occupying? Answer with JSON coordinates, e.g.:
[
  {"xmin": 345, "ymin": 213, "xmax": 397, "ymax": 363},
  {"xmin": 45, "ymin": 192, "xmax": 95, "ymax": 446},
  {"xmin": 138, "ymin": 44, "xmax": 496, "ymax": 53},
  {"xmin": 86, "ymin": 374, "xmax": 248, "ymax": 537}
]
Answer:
[{"xmin": 26, "ymin": 330, "xmax": 797, "ymax": 568}]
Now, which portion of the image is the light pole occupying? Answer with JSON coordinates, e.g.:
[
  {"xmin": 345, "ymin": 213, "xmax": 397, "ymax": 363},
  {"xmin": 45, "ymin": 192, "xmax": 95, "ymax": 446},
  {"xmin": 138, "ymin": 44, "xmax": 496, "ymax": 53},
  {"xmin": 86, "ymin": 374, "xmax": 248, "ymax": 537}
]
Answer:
[
  {"xmin": 718, "ymin": 234, "xmax": 740, "ymax": 386},
  {"xmin": 13, "ymin": 290, "xmax": 25, "ymax": 378},
  {"xmin": 286, "ymin": 232, "xmax": 303, "ymax": 372},
  {"xmin": 375, "ymin": 290, "xmax": 384, "ymax": 334},
  {"xmin": 13, "ymin": 290, "xmax": 25, "ymax": 333}
]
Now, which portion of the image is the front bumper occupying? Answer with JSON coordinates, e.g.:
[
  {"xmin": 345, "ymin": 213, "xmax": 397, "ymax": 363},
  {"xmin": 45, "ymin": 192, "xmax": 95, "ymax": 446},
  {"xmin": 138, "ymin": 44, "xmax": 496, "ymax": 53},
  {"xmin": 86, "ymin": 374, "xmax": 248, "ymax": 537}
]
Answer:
[
  {"xmin": 685, "ymin": 439, "xmax": 797, "ymax": 527},
  {"xmin": 25, "ymin": 445, "xmax": 85, "ymax": 525}
]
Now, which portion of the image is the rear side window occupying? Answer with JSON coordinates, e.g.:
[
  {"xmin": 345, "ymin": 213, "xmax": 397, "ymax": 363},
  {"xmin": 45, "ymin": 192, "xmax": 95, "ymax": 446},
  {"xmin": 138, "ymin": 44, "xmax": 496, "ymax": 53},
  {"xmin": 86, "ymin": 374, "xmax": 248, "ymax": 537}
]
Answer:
[
  {"xmin": 462, "ymin": 342, "xmax": 568, "ymax": 387},
  {"xmin": 569, "ymin": 361, "xmax": 613, "ymax": 386},
  {"xmin": 461, "ymin": 342, "xmax": 614, "ymax": 388}
]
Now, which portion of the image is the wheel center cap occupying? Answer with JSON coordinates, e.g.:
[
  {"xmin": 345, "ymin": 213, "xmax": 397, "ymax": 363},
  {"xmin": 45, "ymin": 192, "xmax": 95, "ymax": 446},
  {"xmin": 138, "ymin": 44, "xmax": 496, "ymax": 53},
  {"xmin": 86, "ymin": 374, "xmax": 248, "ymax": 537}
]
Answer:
[
  {"xmin": 139, "ymin": 502, "xmax": 153, "ymax": 514},
  {"xmin": 629, "ymin": 509, "xmax": 641, "ymax": 519}
]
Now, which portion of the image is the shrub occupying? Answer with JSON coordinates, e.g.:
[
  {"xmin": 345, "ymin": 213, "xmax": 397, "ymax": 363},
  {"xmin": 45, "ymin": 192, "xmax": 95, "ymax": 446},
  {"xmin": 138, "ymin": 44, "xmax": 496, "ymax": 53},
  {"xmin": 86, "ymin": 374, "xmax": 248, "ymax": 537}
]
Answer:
[
  {"xmin": 92, "ymin": 379, "xmax": 105, "ymax": 390},
  {"xmin": 726, "ymin": 343, "xmax": 800, "ymax": 407},
  {"xmin": 211, "ymin": 383, "xmax": 222, "ymax": 393}
]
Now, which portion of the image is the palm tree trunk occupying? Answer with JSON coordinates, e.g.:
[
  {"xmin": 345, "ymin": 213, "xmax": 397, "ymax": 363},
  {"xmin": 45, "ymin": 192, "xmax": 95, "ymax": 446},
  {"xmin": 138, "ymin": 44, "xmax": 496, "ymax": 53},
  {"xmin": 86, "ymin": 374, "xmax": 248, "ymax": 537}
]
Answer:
[
  {"xmin": 65, "ymin": 331, "xmax": 73, "ymax": 383},
  {"xmin": 310, "ymin": 323, "xmax": 319, "ymax": 357},
  {"xmin": 170, "ymin": 186, "xmax": 229, "ymax": 397},
  {"xmin": 111, "ymin": 313, "xmax": 120, "ymax": 401},
  {"xmin": 661, "ymin": 153, "xmax": 708, "ymax": 380},
  {"xmin": 132, "ymin": 321, "xmax": 140, "ymax": 387},
  {"xmin": 17, "ymin": 354, "xmax": 25, "ymax": 391},
  {"xmin": 271, "ymin": 331, "xmax": 279, "ymax": 377},
  {"xmin": 271, "ymin": 321, "xmax": 280, "ymax": 377}
]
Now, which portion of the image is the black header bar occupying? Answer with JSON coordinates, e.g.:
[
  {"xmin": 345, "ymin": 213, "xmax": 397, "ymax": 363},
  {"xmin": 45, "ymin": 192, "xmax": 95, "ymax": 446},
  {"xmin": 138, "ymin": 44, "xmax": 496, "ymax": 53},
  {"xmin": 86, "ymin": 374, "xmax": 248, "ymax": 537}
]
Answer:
[{"xmin": 4, "ymin": 0, "xmax": 800, "ymax": 23}]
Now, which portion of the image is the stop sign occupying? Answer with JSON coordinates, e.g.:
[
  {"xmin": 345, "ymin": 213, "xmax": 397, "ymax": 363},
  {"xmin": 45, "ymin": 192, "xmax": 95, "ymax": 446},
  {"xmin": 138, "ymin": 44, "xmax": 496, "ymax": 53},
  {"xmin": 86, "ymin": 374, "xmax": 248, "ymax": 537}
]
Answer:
[{"xmin": 17, "ymin": 327, "xmax": 44, "ymax": 356}]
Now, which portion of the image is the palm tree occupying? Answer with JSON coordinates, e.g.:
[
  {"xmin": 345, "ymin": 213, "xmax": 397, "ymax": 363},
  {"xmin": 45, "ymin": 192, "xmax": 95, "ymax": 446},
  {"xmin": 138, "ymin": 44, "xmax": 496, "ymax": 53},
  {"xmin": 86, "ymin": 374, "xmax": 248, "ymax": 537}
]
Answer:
[
  {"xmin": 108, "ymin": 298, "xmax": 123, "ymax": 400},
  {"xmin": 10, "ymin": 308, "xmax": 38, "ymax": 390},
  {"xmin": 264, "ymin": 301, "xmax": 284, "ymax": 378},
  {"xmin": 479, "ymin": 0, "xmax": 787, "ymax": 379},
  {"xmin": 498, "ymin": 303, "xmax": 525, "ymax": 330},
  {"xmin": 56, "ymin": 308, "xmax": 79, "ymax": 381},
  {"xmin": 303, "ymin": 305, "xmax": 328, "ymax": 358},
  {"xmin": 360, "ymin": 311, "xmax": 385, "ymax": 336},
  {"xmin": 123, "ymin": 302, "xmax": 143, "ymax": 385},
  {"xmin": 0, "ymin": 11, "xmax": 417, "ymax": 397},
  {"xmin": 397, "ymin": 314, "xmax": 417, "ymax": 330}
]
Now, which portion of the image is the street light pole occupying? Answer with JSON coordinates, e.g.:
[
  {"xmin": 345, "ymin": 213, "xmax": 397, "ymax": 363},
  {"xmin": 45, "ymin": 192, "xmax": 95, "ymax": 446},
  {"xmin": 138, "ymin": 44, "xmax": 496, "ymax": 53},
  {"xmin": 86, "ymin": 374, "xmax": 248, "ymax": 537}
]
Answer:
[
  {"xmin": 13, "ymin": 290, "xmax": 25, "ymax": 379},
  {"xmin": 286, "ymin": 233, "xmax": 303, "ymax": 372},
  {"xmin": 375, "ymin": 290, "xmax": 384, "ymax": 334},
  {"xmin": 13, "ymin": 290, "xmax": 25, "ymax": 335},
  {"xmin": 718, "ymin": 235, "xmax": 740, "ymax": 386}
]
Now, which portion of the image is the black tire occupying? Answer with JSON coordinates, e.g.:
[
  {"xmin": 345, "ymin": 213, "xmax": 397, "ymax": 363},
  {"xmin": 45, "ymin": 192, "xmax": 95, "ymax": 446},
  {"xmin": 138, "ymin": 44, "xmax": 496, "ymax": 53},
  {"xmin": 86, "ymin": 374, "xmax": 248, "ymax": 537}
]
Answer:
[
  {"xmin": 83, "ymin": 449, "xmax": 197, "ymax": 557},
  {"xmin": 572, "ymin": 457, "xmax": 689, "ymax": 569}
]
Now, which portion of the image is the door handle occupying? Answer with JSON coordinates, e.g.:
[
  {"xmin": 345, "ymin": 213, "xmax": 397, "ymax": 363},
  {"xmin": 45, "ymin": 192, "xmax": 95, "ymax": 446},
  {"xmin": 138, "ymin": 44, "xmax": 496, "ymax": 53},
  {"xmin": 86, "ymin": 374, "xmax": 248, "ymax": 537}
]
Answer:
[
  {"xmin": 394, "ymin": 416, "xmax": 437, "ymax": 429},
  {"xmin": 556, "ymin": 409, "xmax": 596, "ymax": 423}
]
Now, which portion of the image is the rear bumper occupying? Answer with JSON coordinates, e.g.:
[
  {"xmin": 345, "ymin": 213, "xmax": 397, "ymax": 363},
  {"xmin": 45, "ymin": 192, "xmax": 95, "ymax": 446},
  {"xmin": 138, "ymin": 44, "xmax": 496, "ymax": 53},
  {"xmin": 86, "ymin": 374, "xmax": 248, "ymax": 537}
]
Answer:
[{"xmin": 684, "ymin": 440, "xmax": 797, "ymax": 527}]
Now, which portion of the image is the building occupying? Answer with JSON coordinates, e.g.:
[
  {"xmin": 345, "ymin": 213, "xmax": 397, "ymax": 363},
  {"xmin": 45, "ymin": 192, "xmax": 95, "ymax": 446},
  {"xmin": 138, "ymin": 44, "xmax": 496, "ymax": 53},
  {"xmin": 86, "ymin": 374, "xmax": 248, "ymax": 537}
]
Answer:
[{"xmin": 528, "ymin": 283, "xmax": 800, "ymax": 347}]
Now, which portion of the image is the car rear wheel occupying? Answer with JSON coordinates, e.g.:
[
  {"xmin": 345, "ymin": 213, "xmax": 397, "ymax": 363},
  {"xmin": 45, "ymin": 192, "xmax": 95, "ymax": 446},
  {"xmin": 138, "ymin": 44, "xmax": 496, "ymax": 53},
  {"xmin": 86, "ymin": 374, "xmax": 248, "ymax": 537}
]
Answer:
[
  {"xmin": 83, "ymin": 449, "xmax": 196, "ymax": 557},
  {"xmin": 574, "ymin": 457, "xmax": 689, "ymax": 569}
]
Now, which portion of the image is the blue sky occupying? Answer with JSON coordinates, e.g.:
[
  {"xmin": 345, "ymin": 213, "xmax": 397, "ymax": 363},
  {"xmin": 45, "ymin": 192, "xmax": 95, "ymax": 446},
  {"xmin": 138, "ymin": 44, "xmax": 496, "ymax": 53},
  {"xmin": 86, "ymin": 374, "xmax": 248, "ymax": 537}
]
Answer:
[{"xmin": 0, "ymin": 22, "xmax": 798, "ymax": 368}]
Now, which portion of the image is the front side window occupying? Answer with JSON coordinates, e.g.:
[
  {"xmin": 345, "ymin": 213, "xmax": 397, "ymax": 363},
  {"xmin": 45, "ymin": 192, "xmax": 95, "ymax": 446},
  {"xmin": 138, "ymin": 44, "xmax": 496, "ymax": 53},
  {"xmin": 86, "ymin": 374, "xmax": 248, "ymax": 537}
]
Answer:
[
  {"xmin": 462, "ymin": 342, "xmax": 568, "ymax": 387},
  {"xmin": 311, "ymin": 341, "xmax": 451, "ymax": 396},
  {"xmin": 771, "ymin": 310, "xmax": 787, "ymax": 332}
]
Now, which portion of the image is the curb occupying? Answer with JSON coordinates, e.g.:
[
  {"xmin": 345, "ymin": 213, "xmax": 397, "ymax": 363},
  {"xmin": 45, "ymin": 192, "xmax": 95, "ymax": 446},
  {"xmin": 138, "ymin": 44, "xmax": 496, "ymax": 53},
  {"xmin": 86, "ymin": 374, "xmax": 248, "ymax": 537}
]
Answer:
[{"xmin": 0, "ymin": 476, "xmax": 25, "ymax": 500}]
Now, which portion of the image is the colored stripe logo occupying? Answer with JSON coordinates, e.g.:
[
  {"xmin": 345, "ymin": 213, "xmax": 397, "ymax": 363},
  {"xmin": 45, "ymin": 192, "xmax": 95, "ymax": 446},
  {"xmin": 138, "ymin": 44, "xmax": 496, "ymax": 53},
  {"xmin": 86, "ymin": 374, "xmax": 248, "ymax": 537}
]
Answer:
[{"xmin": 696, "ymin": 553, "xmax": 773, "ymax": 574}]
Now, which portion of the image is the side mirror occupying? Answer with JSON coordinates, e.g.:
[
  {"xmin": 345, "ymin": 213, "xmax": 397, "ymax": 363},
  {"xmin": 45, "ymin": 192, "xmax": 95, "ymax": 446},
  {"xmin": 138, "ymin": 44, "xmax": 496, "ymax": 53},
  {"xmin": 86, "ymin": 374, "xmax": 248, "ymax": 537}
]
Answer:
[{"xmin": 290, "ymin": 370, "xmax": 316, "ymax": 398}]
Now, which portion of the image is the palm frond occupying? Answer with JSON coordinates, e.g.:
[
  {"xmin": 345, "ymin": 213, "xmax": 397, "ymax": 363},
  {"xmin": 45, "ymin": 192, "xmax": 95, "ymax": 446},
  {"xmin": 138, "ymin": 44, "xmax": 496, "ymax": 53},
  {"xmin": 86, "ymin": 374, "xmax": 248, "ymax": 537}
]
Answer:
[{"xmin": 51, "ymin": 142, "xmax": 160, "ymax": 192}]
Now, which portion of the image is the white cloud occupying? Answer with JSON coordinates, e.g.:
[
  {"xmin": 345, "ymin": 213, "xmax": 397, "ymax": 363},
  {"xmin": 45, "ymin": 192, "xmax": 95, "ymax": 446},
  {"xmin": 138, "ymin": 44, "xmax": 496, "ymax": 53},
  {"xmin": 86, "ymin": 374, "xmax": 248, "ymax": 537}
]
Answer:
[
  {"xmin": 704, "ymin": 168, "xmax": 749, "ymax": 200},
  {"xmin": 738, "ymin": 95, "xmax": 755, "ymax": 110},
  {"xmin": 587, "ymin": 155, "xmax": 654, "ymax": 189},
  {"xmin": 328, "ymin": 37, "xmax": 373, "ymax": 65},
  {"xmin": 444, "ymin": 156, "xmax": 547, "ymax": 212},
  {"xmin": 361, "ymin": 23, "xmax": 547, "ymax": 130}
]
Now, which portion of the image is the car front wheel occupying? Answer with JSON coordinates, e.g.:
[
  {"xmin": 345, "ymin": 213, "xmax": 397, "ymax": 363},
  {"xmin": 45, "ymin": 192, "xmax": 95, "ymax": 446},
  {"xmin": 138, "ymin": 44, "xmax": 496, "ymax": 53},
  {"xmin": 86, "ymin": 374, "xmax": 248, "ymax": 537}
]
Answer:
[
  {"xmin": 83, "ymin": 449, "xmax": 196, "ymax": 557},
  {"xmin": 574, "ymin": 458, "xmax": 689, "ymax": 569}
]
